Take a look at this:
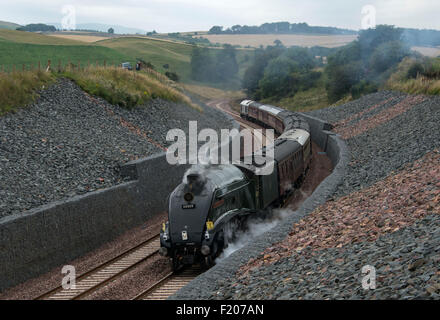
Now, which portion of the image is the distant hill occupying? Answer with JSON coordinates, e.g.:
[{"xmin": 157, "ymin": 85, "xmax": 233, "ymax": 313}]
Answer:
[
  {"xmin": 49, "ymin": 23, "xmax": 146, "ymax": 35},
  {"xmin": 0, "ymin": 20, "xmax": 21, "ymax": 30},
  {"xmin": 402, "ymin": 28, "xmax": 440, "ymax": 47}
]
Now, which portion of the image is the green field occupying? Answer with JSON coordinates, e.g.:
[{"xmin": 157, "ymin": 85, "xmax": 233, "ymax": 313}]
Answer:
[
  {"xmin": 0, "ymin": 30, "xmax": 252, "ymax": 91},
  {"xmin": 0, "ymin": 41, "xmax": 130, "ymax": 71},
  {"xmin": 0, "ymin": 29, "xmax": 132, "ymax": 71},
  {"xmin": 98, "ymin": 37, "xmax": 194, "ymax": 81}
]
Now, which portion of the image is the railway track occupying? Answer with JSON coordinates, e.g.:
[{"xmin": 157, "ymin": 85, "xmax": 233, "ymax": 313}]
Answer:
[
  {"xmin": 133, "ymin": 266, "xmax": 202, "ymax": 300},
  {"xmin": 36, "ymin": 234, "xmax": 161, "ymax": 300},
  {"xmin": 210, "ymin": 100, "xmax": 270, "ymax": 148}
]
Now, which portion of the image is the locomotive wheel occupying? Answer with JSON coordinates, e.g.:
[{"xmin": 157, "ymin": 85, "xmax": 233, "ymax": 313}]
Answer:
[
  {"xmin": 202, "ymin": 256, "xmax": 214, "ymax": 270},
  {"xmin": 171, "ymin": 253, "xmax": 182, "ymax": 272},
  {"xmin": 171, "ymin": 258, "xmax": 179, "ymax": 272}
]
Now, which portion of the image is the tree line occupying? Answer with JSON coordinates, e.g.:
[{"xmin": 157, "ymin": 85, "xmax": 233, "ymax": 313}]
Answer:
[
  {"xmin": 209, "ymin": 22, "xmax": 357, "ymax": 35},
  {"xmin": 17, "ymin": 24, "xmax": 56, "ymax": 32}
]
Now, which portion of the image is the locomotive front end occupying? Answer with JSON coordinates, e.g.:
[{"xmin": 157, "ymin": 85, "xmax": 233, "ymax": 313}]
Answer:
[
  {"xmin": 160, "ymin": 165, "xmax": 250, "ymax": 270},
  {"xmin": 160, "ymin": 172, "xmax": 218, "ymax": 270}
]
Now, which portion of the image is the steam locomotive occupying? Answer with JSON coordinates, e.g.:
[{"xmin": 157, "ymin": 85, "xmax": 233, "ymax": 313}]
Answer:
[{"xmin": 159, "ymin": 100, "xmax": 311, "ymax": 270}]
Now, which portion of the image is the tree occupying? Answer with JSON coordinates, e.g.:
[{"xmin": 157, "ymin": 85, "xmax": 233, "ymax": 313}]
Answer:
[
  {"xmin": 108, "ymin": 28, "xmax": 114, "ymax": 34},
  {"xmin": 214, "ymin": 44, "xmax": 238, "ymax": 82},
  {"xmin": 231, "ymin": 25, "xmax": 242, "ymax": 33},
  {"xmin": 274, "ymin": 39, "xmax": 284, "ymax": 47},
  {"xmin": 369, "ymin": 41, "xmax": 409, "ymax": 73},
  {"xmin": 190, "ymin": 46, "xmax": 215, "ymax": 81},
  {"xmin": 242, "ymin": 47, "xmax": 284, "ymax": 96},
  {"xmin": 358, "ymin": 25, "xmax": 403, "ymax": 58},
  {"xmin": 284, "ymin": 47, "xmax": 316, "ymax": 71},
  {"xmin": 208, "ymin": 26, "xmax": 223, "ymax": 34},
  {"xmin": 326, "ymin": 61, "xmax": 364, "ymax": 102},
  {"xmin": 258, "ymin": 57, "xmax": 299, "ymax": 98}
]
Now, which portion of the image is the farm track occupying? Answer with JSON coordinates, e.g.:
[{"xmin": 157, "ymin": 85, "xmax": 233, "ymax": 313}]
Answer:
[{"xmin": 35, "ymin": 235, "xmax": 160, "ymax": 300}]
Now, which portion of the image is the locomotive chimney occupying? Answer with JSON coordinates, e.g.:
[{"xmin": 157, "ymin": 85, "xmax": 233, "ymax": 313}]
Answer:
[{"xmin": 186, "ymin": 173, "xmax": 205, "ymax": 193}]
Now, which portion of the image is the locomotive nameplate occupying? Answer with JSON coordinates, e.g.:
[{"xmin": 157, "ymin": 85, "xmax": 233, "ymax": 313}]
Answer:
[{"xmin": 182, "ymin": 204, "xmax": 196, "ymax": 209}]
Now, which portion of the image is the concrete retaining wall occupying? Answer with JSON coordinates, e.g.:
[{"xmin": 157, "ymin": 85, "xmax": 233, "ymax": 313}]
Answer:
[
  {"xmin": 298, "ymin": 113, "xmax": 339, "ymax": 166},
  {"xmin": 0, "ymin": 154, "xmax": 189, "ymax": 292},
  {"xmin": 172, "ymin": 113, "xmax": 350, "ymax": 299}
]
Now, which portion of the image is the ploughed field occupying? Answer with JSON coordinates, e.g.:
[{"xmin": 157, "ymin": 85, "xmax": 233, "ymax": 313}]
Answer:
[
  {"xmin": 0, "ymin": 79, "xmax": 234, "ymax": 218},
  {"xmin": 174, "ymin": 91, "xmax": 440, "ymax": 300}
]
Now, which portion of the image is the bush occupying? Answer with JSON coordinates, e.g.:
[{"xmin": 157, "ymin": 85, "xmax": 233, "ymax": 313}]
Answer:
[
  {"xmin": 423, "ymin": 58, "xmax": 440, "ymax": 79},
  {"xmin": 350, "ymin": 80, "xmax": 378, "ymax": 99},
  {"xmin": 326, "ymin": 62, "xmax": 364, "ymax": 102},
  {"xmin": 299, "ymin": 71, "xmax": 322, "ymax": 91},
  {"xmin": 386, "ymin": 57, "xmax": 440, "ymax": 95},
  {"xmin": 165, "ymin": 71, "xmax": 179, "ymax": 82},
  {"xmin": 407, "ymin": 62, "xmax": 425, "ymax": 79}
]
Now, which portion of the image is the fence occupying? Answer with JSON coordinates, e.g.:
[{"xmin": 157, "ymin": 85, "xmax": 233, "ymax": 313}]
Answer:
[
  {"xmin": 0, "ymin": 60, "xmax": 113, "ymax": 73},
  {"xmin": 0, "ymin": 60, "xmax": 167, "ymax": 75}
]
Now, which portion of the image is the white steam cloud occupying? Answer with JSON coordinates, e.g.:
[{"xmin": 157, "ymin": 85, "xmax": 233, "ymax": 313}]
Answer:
[{"xmin": 216, "ymin": 208, "xmax": 293, "ymax": 263}]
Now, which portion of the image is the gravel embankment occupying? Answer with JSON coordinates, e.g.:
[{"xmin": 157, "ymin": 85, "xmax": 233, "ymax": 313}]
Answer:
[
  {"xmin": 307, "ymin": 91, "xmax": 440, "ymax": 198},
  {"xmin": 0, "ymin": 79, "xmax": 234, "ymax": 218},
  {"xmin": 218, "ymin": 214, "xmax": 440, "ymax": 300},
  {"xmin": 215, "ymin": 151, "xmax": 439, "ymax": 300},
  {"xmin": 173, "ymin": 90, "xmax": 440, "ymax": 300}
]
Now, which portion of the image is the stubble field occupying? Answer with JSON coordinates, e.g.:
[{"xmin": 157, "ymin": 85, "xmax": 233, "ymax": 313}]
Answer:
[{"xmin": 193, "ymin": 34, "xmax": 358, "ymax": 48}]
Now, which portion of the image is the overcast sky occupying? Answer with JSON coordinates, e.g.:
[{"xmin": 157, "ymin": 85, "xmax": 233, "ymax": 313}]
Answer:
[{"xmin": 1, "ymin": 0, "xmax": 439, "ymax": 33}]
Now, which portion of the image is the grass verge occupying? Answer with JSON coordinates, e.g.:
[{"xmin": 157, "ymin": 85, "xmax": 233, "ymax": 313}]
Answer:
[
  {"xmin": 0, "ymin": 70, "xmax": 55, "ymax": 115},
  {"xmin": 386, "ymin": 78, "xmax": 440, "ymax": 95},
  {"xmin": 385, "ymin": 57, "xmax": 440, "ymax": 95},
  {"xmin": 0, "ymin": 66, "xmax": 201, "ymax": 117},
  {"xmin": 61, "ymin": 66, "xmax": 201, "ymax": 110}
]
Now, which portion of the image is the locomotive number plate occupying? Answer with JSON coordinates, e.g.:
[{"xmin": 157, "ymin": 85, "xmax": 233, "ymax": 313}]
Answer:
[{"xmin": 182, "ymin": 204, "xmax": 196, "ymax": 209}]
